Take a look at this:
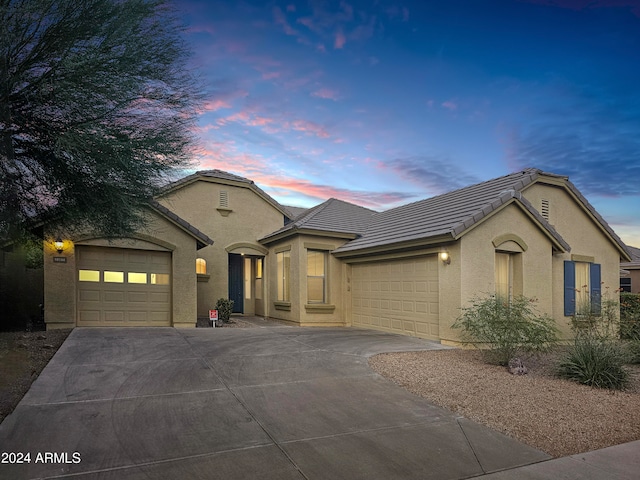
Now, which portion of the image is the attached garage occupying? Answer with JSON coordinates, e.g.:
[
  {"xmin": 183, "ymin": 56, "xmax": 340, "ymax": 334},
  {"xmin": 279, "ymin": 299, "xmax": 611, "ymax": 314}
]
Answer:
[
  {"xmin": 76, "ymin": 246, "xmax": 172, "ymax": 326},
  {"xmin": 351, "ymin": 256, "xmax": 440, "ymax": 340}
]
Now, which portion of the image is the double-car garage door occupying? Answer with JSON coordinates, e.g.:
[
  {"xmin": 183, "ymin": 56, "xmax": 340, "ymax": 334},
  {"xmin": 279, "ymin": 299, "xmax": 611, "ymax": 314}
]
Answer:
[
  {"xmin": 76, "ymin": 246, "xmax": 171, "ymax": 326},
  {"xmin": 351, "ymin": 256, "xmax": 440, "ymax": 340}
]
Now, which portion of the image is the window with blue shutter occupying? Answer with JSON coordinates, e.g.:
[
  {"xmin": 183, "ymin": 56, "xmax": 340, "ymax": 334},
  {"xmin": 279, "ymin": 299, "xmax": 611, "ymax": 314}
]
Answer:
[
  {"xmin": 564, "ymin": 260, "xmax": 601, "ymax": 316},
  {"xmin": 590, "ymin": 263, "xmax": 601, "ymax": 315},
  {"xmin": 564, "ymin": 261, "xmax": 575, "ymax": 316}
]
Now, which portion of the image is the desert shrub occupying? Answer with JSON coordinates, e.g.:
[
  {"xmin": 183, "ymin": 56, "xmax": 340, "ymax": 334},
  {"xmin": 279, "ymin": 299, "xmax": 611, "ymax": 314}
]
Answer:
[
  {"xmin": 620, "ymin": 293, "xmax": 640, "ymax": 340},
  {"xmin": 452, "ymin": 295, "xmax": 559, "ymax": 366},
  {"xmin": 557, "ymin": 287, "xmax": 632, "ymax": 389},
  {"xmin": 215, "ymin": 298, "xmax": 234, "ymax": 324},
  {"xmin": 625, "ymin": 339, "xmax": 640, "ymax": 364},
  {"xmin": 557, "ymin": 336, "xmax": 630, "ymax": 389}
]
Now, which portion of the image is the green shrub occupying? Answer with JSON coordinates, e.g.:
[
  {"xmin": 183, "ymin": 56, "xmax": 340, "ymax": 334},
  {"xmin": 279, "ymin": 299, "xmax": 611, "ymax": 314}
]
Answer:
[
  {"xmin": 625, "ymin": 339, "xmax": 640, "ymax": 364},
  {"xmin": 452, "ymin": 295, "xmax": 559, "ymax": 366},
  {"xmin": 620, "ymin": 293, "xmax": 640, "ymax": 340},
  {"xmin": 215, "ymin": 298, "xmax": 234, "ymax": 324},
  {"xmin": 557, "ymin": 336, "xmax": 630, "ymax": 390}
]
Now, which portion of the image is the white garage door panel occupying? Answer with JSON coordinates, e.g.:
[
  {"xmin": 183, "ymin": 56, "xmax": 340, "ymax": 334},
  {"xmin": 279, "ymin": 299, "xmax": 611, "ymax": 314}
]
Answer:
[
  {"xmin": 77, "ymin": 246, "xmax": 171, "ymax": 326},
  {"xmin": 352, "ymin": 256, "xmax": 439, "ymax": 340}
]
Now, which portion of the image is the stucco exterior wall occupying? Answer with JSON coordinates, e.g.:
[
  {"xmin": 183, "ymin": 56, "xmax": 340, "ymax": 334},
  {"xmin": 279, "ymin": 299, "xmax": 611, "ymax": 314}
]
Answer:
[
  {"xmin": 523, "ymin": 183, "xmax": 623, "ymax": 338},
  {"xmin": 158, "ymin": 179, "xmax": 286, "ymax": 316},
  {"xmin": 298, "ymin": 234, "xmax": 348, "ymax": 326},
  {"xmin": 265, "ymin": 234, "xmax": 350, "ymax": 326},
  {"xmin": 439, "ymin": 203, "xmax": 555, "ymax": 344},
  {"xmin": 43, "ymin": 210, "xmax": 199, "ymax": 329},
  {"xmin": 265, "ymin": 238, "xmax": 299, "ymax": 323}
]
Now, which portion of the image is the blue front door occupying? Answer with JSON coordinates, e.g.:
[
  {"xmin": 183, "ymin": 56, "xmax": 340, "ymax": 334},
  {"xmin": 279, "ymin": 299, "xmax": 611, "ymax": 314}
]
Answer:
[{"xmin": 228, "ymin": 254, "xmax": 243, "ymax": 313}]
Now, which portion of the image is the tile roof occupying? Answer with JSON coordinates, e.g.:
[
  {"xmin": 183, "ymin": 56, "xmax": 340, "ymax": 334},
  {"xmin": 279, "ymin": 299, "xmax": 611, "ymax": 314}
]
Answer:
[
  {"xmin": 621, "ymin": 245, "xmax": 640, "ymax": 269},
  {"xmin": 260, "ymin": 198, "xmax": 376, "ymax": 243},
  {"xmin": 149, "ymin": 200, "xmax": 214, "ymax": 249},
  {"xmin": 333, "ymin": 168, "xmax": 568, "ymax": 254}
]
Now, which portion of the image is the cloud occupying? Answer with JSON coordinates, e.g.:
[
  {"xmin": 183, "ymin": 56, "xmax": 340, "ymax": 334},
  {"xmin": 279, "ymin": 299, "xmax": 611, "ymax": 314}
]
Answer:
[
  {"xmin": 334, "ymin": 29, "xmax": 346, "ymax": 49},
  {"xmin": 383, "ymin": 156, "xmax": 481, "ymax": 195},
  {"xmin": 291, "ymin": 119, "xmax": 330, "ymax": 138},
  {"xmin": 311, "ymin": 88, "xmax": 340, "ymax": 101},
  {"xmin": 194, "ymin": 143, "xmax": 414, "ymax": 209},
  {"xmin": 254, "ymin": 175, "xmax": 414, "ymax": 209},
  {"xmin": 505, "ymin": 86, "xmax": 640, "ymax": 198},
  {"xmin": 441, "ymin": 100, "xmax": 458, "ymax": 111}
]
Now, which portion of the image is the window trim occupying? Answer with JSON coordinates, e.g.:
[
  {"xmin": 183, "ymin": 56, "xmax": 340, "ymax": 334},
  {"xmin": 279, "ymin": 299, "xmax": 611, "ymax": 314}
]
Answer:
[
  {"xmin": 564, "ymin": 260, "xmax": 601, "ymax": 316},
  {"xmin": 306, "ymin": 249, "xmax": 328, "ymax": 304},
  {"xmin": 276, "ymin": 249, "xmax": 290, "ymax": 302}
]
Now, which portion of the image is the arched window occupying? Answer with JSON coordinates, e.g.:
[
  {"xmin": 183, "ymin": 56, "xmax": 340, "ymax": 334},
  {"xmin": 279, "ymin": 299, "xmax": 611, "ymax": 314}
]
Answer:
[{"xmin": 196, "ymin": 258, "xmax": 207, "ymax": 275}]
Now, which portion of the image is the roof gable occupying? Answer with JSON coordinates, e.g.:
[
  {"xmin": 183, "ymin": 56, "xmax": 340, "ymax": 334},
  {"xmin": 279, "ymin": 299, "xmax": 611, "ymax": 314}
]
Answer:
[
  {"xmin": 260, "ymin": 198, "xmax": 376, "ymax": 244},
  {"xmin": 334, "ymin": 169, "xmax": 567, "ymax": 254},
  {"xmin": 159, "ymin": 170, "xmax": 292, "ymax": 219}
]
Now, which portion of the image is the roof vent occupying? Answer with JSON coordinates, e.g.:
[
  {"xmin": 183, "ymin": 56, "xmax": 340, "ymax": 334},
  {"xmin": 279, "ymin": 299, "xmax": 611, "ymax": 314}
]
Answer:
[
  {"xmin": 541, "ymin": 199, "xmax": 550, "ymax": 221},
  {"xmin": 219, "ymin": 191, "xmax": 229, "ymax": 208}
]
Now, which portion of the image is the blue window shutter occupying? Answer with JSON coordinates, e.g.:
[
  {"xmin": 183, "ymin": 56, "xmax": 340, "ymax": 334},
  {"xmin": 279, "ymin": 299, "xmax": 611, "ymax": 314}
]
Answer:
[
  {"xmin": 590, "ymin": 263, "xmax": 601, "ymax": 315},
  {"xmin": 564, "ymin": 261, "xmax": 575, "ymax": 316}
]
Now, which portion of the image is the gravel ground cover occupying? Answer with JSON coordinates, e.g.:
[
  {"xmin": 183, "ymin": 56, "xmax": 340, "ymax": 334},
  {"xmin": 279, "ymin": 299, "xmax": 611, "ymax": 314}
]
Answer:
[
  {"xmin": 369, "ymin": 348, "xmax": 640, "ymax": 458},
  {"xmin": 0, "ymin": 329, "xmax": 71, "ymax": 424}
]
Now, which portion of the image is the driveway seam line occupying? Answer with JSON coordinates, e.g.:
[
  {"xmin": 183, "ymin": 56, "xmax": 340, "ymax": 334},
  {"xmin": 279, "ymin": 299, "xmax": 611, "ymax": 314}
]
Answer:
[
  {"xmin": 456, "ymin": 417, "xmax": 486, "ymax": 474},
  {"xmin": 177, "ymin": 329, "xmax": 311, "ymax": 480},
  {"xmin": 36, "ymin": 443, "xmax": 279, "ymax": 479}
]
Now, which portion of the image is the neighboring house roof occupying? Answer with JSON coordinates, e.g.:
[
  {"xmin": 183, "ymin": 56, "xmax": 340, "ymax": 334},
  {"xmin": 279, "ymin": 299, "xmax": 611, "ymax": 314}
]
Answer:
[
  {"xmin": 282, "ymin": 205, "xmax": 309, "ymax": 219},
  {"xmin": 260, "ymin": 198, "xmax": 377, "ymax": 244},
  {"xmin": 333, "ymin": 169, "xmax": 572, "ymax": 256},
  {"xmin": 159, "ymin": 169, "xmax": 293, "ymax": 219},
  {"xmin": 621, "ymin": 245, "xmax": 640, "ymax": 270},
  {"xmin": 149, "ymin": 200, "xmax": 214, "ymax": 250}
]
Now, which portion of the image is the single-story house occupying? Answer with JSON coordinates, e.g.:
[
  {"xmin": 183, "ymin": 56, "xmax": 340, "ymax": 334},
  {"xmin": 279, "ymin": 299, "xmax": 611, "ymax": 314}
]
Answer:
[
  {"xmin": 621, "ymin": 245, "xmax": 640, "ymax": 293},
  {"xmin": 43, "ymin": 168, "xmax": 632, "ymax": 343}
]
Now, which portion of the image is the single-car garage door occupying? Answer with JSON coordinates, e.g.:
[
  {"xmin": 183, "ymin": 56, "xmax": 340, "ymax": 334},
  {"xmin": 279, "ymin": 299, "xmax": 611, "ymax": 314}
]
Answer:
[
  {"xmin": 76, "ymin": 246, "xmax": 171, "ymax": 326},
  {"xmin": 352, "ymin": 256, "xmax": 439, "ymax": 340}
]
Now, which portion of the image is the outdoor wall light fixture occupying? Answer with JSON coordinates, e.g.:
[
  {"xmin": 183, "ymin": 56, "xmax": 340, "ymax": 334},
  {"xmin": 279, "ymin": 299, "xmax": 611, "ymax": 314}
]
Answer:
[
  {"xmin": 440, "ymin": 251, "xmax": 451, "ymax": 265},
  {"xmin": 54, "ymin": 238, "xmax": 64, "ymax": 254}
]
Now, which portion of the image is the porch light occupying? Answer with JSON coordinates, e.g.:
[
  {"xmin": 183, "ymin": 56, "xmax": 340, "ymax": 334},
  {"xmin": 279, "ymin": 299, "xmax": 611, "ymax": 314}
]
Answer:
[
  {"xmin": 54, "ymin": 238, "xmax": 64, "ymax": 254},
  {"xmin": 440, "ymin": 251, "xmax": 450, "ymax": 265}
]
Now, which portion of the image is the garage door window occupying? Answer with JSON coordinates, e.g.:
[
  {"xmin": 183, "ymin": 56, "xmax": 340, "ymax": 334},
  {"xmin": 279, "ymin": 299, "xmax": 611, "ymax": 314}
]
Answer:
[
  {"xmin": 151, "ymin": 273, "xmax": 170, "ymax": 285},
  {"xmin": 128, "ymin": 272, "xmax": 147, "ymax": 284},
  {"xmin": 79, "ymin": 270, "xmax": 100, "ymax": 282},
  {"xmin": 104, "ymin": 271, "xmax": 124, "ymax": 283}
]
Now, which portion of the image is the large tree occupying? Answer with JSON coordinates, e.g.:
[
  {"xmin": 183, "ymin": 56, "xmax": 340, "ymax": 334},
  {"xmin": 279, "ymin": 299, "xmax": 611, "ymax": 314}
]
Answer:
[{"xmin": 0, "ymin": 0, "xmax": 202, "ymax": 242}]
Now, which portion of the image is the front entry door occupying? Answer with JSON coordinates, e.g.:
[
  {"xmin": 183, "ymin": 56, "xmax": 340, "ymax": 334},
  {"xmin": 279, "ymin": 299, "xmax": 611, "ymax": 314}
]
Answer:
[{"xmin": 228, "ymin": 254, "xmax": 244, "ymax": 313}]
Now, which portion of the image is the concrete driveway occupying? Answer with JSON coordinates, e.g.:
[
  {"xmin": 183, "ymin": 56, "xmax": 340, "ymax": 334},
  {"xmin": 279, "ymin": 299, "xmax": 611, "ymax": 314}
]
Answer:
[{"xmin": 0, "ymin": 323, "xmax": 550, "ymax": 479}]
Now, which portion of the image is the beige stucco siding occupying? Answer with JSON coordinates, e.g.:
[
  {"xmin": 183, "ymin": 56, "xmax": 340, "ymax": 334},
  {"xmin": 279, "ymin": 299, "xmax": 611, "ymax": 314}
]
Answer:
[
  {"xmin": 265, "ymin": 234, "xmax": 349, "ymax": 326},
  {"xmin": 44, "ymin": 210, "xmax": 199, "ymax": 329},
  {"xmin": 158, "ymin": 180, "xmax": 286, "ymax": 316},
  {"xmin": 523, "ymin": 184, "xmax": 622, "ymax": 338},
  {"xmin": 440, "ymin": 203, "xmax": 555, "ymax": 344}
]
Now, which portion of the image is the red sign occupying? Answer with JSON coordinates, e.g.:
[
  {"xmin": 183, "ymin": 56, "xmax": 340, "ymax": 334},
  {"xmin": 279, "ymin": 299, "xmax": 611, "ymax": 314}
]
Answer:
[{"xmin": 209, "ymin": 310, "xmax": 218, "ymax": 322}]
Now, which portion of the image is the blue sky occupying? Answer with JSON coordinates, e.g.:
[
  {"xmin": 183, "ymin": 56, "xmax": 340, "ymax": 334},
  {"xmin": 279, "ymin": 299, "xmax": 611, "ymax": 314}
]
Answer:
[{"xmin": 177, "ymin": 0, "xmax": 640, "ymax": 247}]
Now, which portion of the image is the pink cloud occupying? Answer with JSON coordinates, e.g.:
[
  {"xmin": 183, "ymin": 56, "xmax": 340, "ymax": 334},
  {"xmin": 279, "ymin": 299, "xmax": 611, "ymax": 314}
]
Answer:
[
  {"xmin": 273, "ymin": 6, "xmax": 296, "ymax": 35},
  {"xmin": 261, "ymin": 71, "xmax": 281, "ymax": 80},
  {"xmin": 442, "ymin": 101, "xmax": 458, "ymax": 111},
  {"xmin": 311, "ymin": 88, "xmax": 339, "ymax": 101},
  {"xmin": 201, "ymin": 99, "xmax": 231, "ymax": 112},
  {"xmin": 334, "ymin": 29, "xmax": 346, "ymax": 49},
  {"xmin": 291, "ymin": 119, "xmax": 330, "ymax": 138}
]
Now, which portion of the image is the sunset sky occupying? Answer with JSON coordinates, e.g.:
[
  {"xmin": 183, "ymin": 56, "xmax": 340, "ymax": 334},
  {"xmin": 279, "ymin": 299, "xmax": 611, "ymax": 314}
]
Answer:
[{"xmin": 176, "ymin": 0, "xmax": 640, "ymax": 247}]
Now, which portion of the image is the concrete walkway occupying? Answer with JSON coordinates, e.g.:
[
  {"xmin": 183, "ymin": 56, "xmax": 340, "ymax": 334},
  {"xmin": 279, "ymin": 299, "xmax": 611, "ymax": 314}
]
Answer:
[{"xmin": 0, "ymin": 320, "xmax": 636, "ymax": 479}]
